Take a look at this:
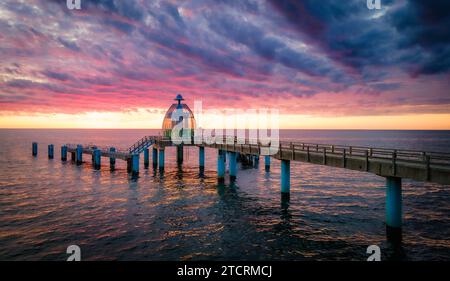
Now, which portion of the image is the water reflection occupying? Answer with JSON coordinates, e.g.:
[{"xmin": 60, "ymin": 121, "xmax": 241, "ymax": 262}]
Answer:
[{"xmin": 0, "ymin": 129, "xmax": 449, "ymax": 260}]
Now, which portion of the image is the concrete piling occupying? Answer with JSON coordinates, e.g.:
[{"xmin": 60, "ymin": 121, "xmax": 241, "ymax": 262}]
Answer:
[
  {"xmin": 144, "ymin": 148, "xmax": 149, "ymax": 169},
  {"xmin": 127, "ymin": 158, "xmax": 132, "ymax": 173},
  {"xmin": 132, "ymin": 154, "xmax": 139, "ymax": 178},
  {"xmin": 199, "ymin": 146, "xmax": 205, "ymax": 175},
  {"xmin": 152, "ymin": 147, "xmax": 158, "ymax": 167},
  {"xmin": 228, "ymin": 151, "xmax": 237, "ymax": 181},
  {"xmin": 48, "ymin": 144, "xmax": 54, "ymax": 159},
  {"xmin": 281, "ymin": 159, "xmax": 290, "ymax": 194},
  {"xmin": 386, "ymin": 177, "xmax": 402, "ymax": 230},
  {"xmin": 109, "ymin": 147, "xmax": 116, "ymax": 171},
  {"xmin": 93, "ymin": 149, "xmax": 101, "ymax": 170},
  {"xmin": 199, "ymin": 146, "xmax": 205, "ymax": 168},
  {"xmin": 264, "ymin": 155, "xmax": 270, "ymax": 171},
  {"xmin": 217, "ymin": 150, "xmax": 225, "ymax": 182},
  {"xmin": 176, "ymin": 145, "xmax": 183, "ymax": 165},
  {"xmin": 76, "ymin": 145, "xmax": 83, "ymax": 165},
  {"xmin": 32, "ymin": 142, "xmax": 38, "ymax": 156},
  {"xmin": 61, "ymin": 145, "xmax": 67, "ymax": 161},
  {"xmin": 159, "ymin": 148, "xmax": 165, "ymax": 171}
]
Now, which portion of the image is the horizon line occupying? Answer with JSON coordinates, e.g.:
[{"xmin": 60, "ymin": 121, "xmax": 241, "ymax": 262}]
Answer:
[{"xmin": 1, "ymin": 128, "xmax": 450, "ymax": 131}]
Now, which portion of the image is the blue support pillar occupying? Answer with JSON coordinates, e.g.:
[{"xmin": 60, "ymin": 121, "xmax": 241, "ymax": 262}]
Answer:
[
  {"xmin": 152, "ymin": 147, "xmax": 158, "ymax": 167},
  {"xmin": 229, "ymin": 151, "xmax": 237, "ymax": 181},
  {"xmin": 32, "ymin": 142, "xmax": 38, "ymax": 156},
  {"xmin": 48, "ymin": 144, "xmax": 54, "ymax": 159},
  {"xmin": 93, "ymin": 149, "xmax": 101, "ymax": 170},
  {"xmin": 144, "ymin": 148, "xmax": 149, "ymax": 169},
  {"xmin": 159, "ymin": 149, "xmax": 165, "ymax": 171},
  {"xmin": 199, "ymin": 146, "xmax": 205, "ymax": 175},
  {"xmin": 91, "ymin": 146, "xmax": 97, "ymax": 164},
  {"xmin": 386, "ymin": 177, "xmax": 402, "ymax": 229},
  {"xmin": 109, "ymin": 147, "xmax": 116, "ymax": 171},
  {"xmin": 132, "ymin": 154, "xmax": 139, "ymax": 178},
  {"xmin": 217, "ymin": 150, "xmax": 225, "ymax": 182},
  {"xmin": 61, "ymin": 145, "xmax": 67, "ymax": 161},
  {"xmin": 177, "ymin": 145, "xmax": 183, "ymax": 165},
  {"xmin": 281, "ymin": 160, "xmax": 290, "ymax": 194},
  {"xmin": 199, "ymin": 146, "xmax": 205, "ymax": 167},
  {"xmin": 264, "ymin": 155, "xmax": 270, "ymax": 171},
  {"xmin": 76, "ymin": 145, "xmax": 83, "ymax": 165}
]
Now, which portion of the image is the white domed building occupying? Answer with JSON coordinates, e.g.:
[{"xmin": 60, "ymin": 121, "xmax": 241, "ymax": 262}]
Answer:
[{"xmin": 162, "ymin": 94, "xmax": 196, "ymax": 138}]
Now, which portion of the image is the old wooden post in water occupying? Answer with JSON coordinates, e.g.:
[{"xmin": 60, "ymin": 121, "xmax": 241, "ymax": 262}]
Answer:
[
  {"xmin": 61, "ymin": 145, "xmax": 67, "ymax": 161},
  {"xmin": 32, "ymin": 142, "xmax": 38, "ymax": 156},
  {"xmin": 48, "ymin": 144, "xmax": 54, "ymax": 159},
  {"xmin": 109, "ymin": 147, "xmax": 116, "ymax": 171}
]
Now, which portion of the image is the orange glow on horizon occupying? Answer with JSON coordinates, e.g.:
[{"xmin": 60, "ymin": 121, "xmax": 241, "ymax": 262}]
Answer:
[{"xmin": 0, "ymin": 111, "xmax": 449, "ymax": 130}]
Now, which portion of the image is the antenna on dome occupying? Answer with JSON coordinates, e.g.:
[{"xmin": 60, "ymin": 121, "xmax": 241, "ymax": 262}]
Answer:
[{"xmin": 174, "ymin": 94, "xmax": 184, "ymax": 108}]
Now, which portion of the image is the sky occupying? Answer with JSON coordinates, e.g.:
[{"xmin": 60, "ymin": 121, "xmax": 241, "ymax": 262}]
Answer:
[{"xmin": 0, "ymin": 0, "xmax": 449, "ymax": 129}]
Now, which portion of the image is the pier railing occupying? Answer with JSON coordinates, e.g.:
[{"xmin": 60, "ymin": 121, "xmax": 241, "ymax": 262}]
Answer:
[
  {"xmin": 68, "ymin": 136, "xmax": 450, "ymax": 166},
  {"xmin": 61, "ymin": 135, "xmax": 450, "ymax": 184},
  {"xmin": 204, "ymin": 136, "xmax": 450, "ymax": 164}
]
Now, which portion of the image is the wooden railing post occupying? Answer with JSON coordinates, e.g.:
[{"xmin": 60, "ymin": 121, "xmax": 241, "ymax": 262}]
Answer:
[
  {"xmin": 392, "ymin": 150, "xmax": 397, "ymax": 176},
  {"xmin": 307, "ymin": 146, "xmax": 310, "ymax": 162},
  {"xmin": 342, "ymin": 148, "xmax": 346, "ymax": 168},
  {"xmin": 291, "ymin": 142, "xmax": 294, "ymax": 160},
  {"xmin": 365, "ymin": 150, "xmax": 369, "ymax": 171}
]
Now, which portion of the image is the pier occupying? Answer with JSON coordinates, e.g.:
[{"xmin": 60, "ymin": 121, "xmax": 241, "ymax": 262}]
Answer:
[
  {"xmin": 33, "ymin": 135, "xmax": 450, "ymax": 237},
  {"xmin": 31, "ymin": 95, "xmax": 450, "ymax": 240}
]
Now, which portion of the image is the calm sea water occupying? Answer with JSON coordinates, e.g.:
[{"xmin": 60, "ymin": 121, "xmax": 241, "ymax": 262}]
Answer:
[{"xmin": 0, "ymin": 129, "xmax": 449, "ymax": 261}]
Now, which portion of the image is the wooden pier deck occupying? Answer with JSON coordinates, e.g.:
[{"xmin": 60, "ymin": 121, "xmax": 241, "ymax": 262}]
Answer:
[
  {"xmin": 64, "ymin": 135, "xmax": 450, "ymax": 185},
  {"xmin": 209, "ymin": 138, "xmax": 450, "ymax": 185}
]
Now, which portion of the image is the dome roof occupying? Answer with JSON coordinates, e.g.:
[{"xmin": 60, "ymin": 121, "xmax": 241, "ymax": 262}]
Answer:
[{"xmin": 162, "ymin": 95, "xmax": 196, "ymax": 136}]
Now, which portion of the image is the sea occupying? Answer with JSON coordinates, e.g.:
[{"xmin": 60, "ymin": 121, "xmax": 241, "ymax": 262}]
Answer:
[{"xmin": 0, "ymin": 129, "xmax": 449, "ymax": 261}]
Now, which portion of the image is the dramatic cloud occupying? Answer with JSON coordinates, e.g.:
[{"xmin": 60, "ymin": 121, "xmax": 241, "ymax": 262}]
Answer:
[{"xmin": 0, "ymin": 0, "xmax": 449, "ymax": 118}]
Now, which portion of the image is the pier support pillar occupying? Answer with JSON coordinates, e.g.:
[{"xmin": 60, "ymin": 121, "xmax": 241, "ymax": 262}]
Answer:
[
  {"xmin": 152, "ymin": 147, "xmax": 158, "ymax": 167},
  {"xmin": 228, "ymin": 151, "xmax": 237, "ymax": 181},
  {"xmin": 217, "ymin": 150, "xmax": 225, "ymax": 183},
  {"xmin": 176, "ymin": 145, "xmax": 183, "ymax": 165},
  {"xmin": 61, "ymin": 145, "xmax": 67, "ymax": 161},
  {"xmin": 48, "ymin": 144, "xmax": 54, "ymax": 159},
  {"xmin": 90, "ymin": 146, "xmax": 97, "ymax": 164},
  {"xmin": 386, "ymin": 176, "xmax": 402, "ymax": 239},
  {"xmin": 71, "ymin": 152, "xmax": 75, "ymax": 162},
  {"xmin": 109, "ymin": 147, "xmax": 116, "ymax": 171},
  {"xmin": 32, "ymin": 142, "xmax": 38, "ymax": 157},
  {"xmin": 76, "ymin": 145, "xmax": 83, "ymax": 165},
  {"xmin": 264, "ymin": 155, "xmax": 270, "ymax": 172},
  {"xmin": 93, "ymin": 149, "xmax": 101, "ymax": 170},
  {"xmin": 144, "ymin": 148, "xmax": 149, "ymax": 169},
  {"xmin": 127, "ymin": 158, "xmax": 132, "ymax": 173},
  {"xmin": 132, "ymin": 154, "xmax": 139, "ymax": 178},
  {"xmin": 254, "ymin": 155, "xmax": 259, "ymax": 167},
  {"xmin": 199, "ymin": 146, "xmax": 205, "ymax": 174},
  {"xmin": 159, "ymin": 149, "xmax": 165, "ymax": 171},
  {"xmin": 281, "ymin": 160, "xmax": 291, "ymax": 194}
]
